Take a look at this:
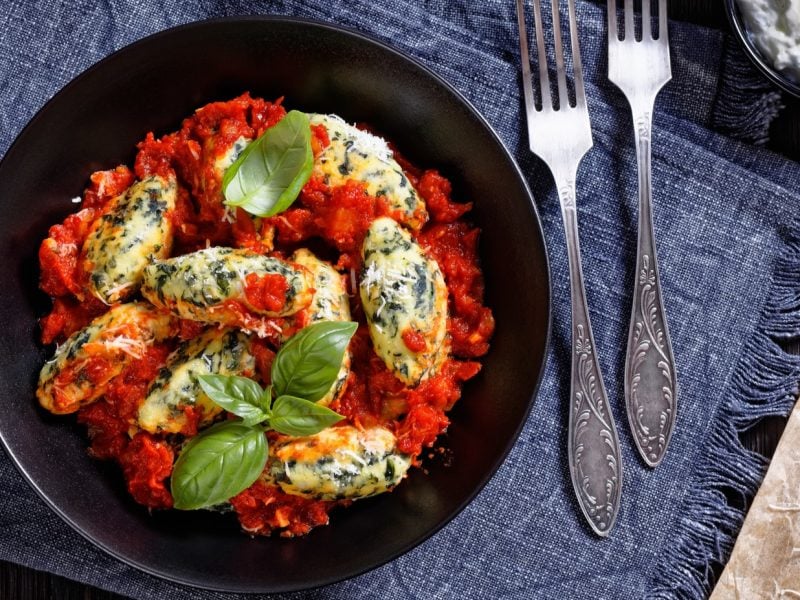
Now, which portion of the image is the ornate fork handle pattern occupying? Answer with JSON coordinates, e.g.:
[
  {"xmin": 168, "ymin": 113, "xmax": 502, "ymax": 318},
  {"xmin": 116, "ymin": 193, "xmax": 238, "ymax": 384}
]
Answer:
[
  {"xmin": 561, "ymin": 183, "xmax": 622, "ymax": 536},
  {"xmin": 625, "ymin": 110, "xmax": 678, "ymax": 467}
]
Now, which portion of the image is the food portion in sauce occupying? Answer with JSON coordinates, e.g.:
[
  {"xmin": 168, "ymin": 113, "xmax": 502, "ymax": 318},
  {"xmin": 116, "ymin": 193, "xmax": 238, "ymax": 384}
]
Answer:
[
  {"xmin": 36, "ymin": 93, "xmax": 494, "ymax": 537},
  {"xmin": 308, "ymin": 114, "xmax": 428, "ymax": 230},
  {"xmin": 141, "ymin": 247, "xmax": 313, "ymax": 328},
  {"xmin": 82, "ymin": 175, "xmax": 177, "ymax": 304},
  {"xmin": 289, "ymin": 249, "xmax": 352, "ymax": 406},
  {"xmin": 37, "ymin": 302, "xmax": 177, "ymax": 415},
  {"xmin": 360, "ymin": 216, "xmax": 448, "ymax": 386},
  {"xmin": 137, "ymin": 328, "xmax": 255, "ymax": 435},
  {"xmin": 265, "ymin": 425, "xmax": 411, "ymax": 500}
]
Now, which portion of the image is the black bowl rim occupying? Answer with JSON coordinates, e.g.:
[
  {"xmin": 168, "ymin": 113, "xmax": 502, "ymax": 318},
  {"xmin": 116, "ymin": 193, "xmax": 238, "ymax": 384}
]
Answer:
[
  {"xmin": 0, "ymin": 14, "xmax": 552, "ymax": 593},
  {"xmin": 724, "ymin": 0, "xmax": 800, "ymax": 98}
]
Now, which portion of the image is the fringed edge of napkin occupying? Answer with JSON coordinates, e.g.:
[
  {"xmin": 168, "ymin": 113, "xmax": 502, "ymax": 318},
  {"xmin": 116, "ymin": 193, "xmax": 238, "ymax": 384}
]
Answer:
[
  {"xmin": 650, "ymin": 222, "xmax": 800, "ymax": 599},
  {"xmin": 711, "ymin": 35, "xmax": 784, "ymax": 146}
]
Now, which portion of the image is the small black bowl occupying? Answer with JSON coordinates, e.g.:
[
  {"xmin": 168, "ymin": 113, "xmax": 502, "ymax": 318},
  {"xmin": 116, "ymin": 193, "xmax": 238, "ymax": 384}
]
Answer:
[
  {"xmin": 0, "ymin": 17, "xmax": 550, "ymax": 593},
  {"xmin": 725, "ymin": 0, "xmax": 800, "ymax": 97}
]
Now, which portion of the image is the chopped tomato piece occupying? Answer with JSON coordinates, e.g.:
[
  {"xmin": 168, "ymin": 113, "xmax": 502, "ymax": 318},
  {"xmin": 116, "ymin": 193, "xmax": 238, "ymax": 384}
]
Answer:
[
  {"xmin": 243, "ymin": 273, "xmax": 289, "ymax": 313},
  {"xmin": 401, "ymin": 329, "xmax": 427, "ymax": 353}
]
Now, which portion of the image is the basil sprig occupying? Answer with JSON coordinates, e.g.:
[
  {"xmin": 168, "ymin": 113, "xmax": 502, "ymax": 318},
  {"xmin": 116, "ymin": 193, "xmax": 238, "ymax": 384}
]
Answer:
[
  {"xmin": 221, "ymin": 110, "xmax": 313, "ymax": 217},
  {"xmin": 170, "ymin": 321, "xmax": 357, "ymax": 510}
]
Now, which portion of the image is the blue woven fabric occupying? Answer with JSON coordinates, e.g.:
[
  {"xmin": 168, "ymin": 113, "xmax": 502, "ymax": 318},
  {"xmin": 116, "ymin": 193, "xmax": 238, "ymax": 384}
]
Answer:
[{"xmin": 1, "ymin": 1, "xmax": 799, "ymax": 598}]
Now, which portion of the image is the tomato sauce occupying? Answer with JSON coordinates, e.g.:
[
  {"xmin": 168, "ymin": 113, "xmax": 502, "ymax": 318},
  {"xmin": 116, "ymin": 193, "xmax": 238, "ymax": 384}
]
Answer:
[
  {"xmin": 231, "ymin": 478, "xmax": 335, "ymax": 538},
  {"xmin": 77, "ymin": 344, "xmax": 171, "ymax": 460},
  {"xmin": 119, "ymin": 433, "xmax": 174, "ymax": 509},
  {"xmin": 268, "ymin": 177, "xmax": 396, "ymax": 273},
  {"xmin": 243, "ymin": 273, "xmax": 289, "ymax": 313},
  {"xmin": 38, "ymin": 93, "xmax": 494, "ymax": 537},
  {"xmin": 40, "ymin": 296, "xmax": 106, "ymax": 346}
]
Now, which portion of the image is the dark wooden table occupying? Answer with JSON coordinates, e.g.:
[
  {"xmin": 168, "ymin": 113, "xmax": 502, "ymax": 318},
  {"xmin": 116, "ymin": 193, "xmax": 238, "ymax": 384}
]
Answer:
[{"xmin": 2, "ymin": 2, "xmax": 797, "ymax": 598}]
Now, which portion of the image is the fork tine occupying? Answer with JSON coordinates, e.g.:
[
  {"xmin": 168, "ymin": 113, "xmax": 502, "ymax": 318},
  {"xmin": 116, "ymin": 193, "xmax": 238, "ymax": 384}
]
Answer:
[
  {"xmin": 550, "ymin": 0, "xmax": 569, "ymax": 108},
  {"xmin": 659, "ymin": 0, "xmax": 668, "ymax": 42},
  {"xmin": 624, "ymin": 0, "xmax": 634, "ymax": 41},
  {"xmin": 568, "ymin": 0, "xmax": 587, "ymax": 108},
  {"xmin": 643, "ymin": 0, "xmax": 651, "ymax": 40},
  {"xmin": 515, "ymin": 0, "xmax": 537, "ymax": 119},
  {"xmin": 532, "ymin": 0, "xmax": 553, "ymax": 110},
  {"xmin": 607, "ymin": 0, "xmax": 617, "ymax": 43}
]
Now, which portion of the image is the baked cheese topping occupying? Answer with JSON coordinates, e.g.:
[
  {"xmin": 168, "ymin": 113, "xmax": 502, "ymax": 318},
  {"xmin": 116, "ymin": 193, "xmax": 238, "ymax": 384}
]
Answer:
[
  {"xmin": 360, "ymin": 217, "xmax": 448, "ymax": 385},
  {"xmin": 138, "ymin": 328, "xmax": 254, "ymax": 434},
  {"xmin": 140, "ymin": 247, "xmax": 313, "ymax": 325},
  {"xmin": 83, "ymin": 176, "xmax": 176, "ymax": 304},
  {"xmin": 309, "ymin": 113, "xmax": 428, "ymax": 230},
  {"xmin": 37, "ymin": 302, "xmax": 176, "ymax": 414},
  {"xmin": 266, "ymin": 426, "xmax": 412, "ymax": 500}
]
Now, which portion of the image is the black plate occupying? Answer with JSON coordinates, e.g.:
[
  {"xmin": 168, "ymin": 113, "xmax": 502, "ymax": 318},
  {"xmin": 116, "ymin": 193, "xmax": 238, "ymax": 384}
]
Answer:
[{"xmin": 0, "ymin": 17, "xmax": 550, "ymax": 593}]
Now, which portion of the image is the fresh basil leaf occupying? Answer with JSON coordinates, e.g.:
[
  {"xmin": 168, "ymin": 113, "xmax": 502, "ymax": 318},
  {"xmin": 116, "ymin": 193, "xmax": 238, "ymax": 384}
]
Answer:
[
  {"xmin": 171, "ymin": 421, "xmax": 268, "ymax": 510},
  {"xmin": 197, "ymin": 374, "xmax": 269, "ymax": 426},
  {"xmin": 269, "ymin": 395, "xmax": 344, "ymax": 437},
  {"xmin": 242, "ymin": 412, "xmax": 269, "ymax": 428},
  {"xmin": 243, "ymin": 386, "xmax": 274, "ymax": 427},
  {"xmin": 271, "ymin": 321, "xmax": 358, "ymax": 402},
  {"xmin": 222, "ymin": 110, "xmax": 313, "ymax": 217},
  {"xmin": 258, "ymin": 385, "xmax": 274, "ymax": 413}
]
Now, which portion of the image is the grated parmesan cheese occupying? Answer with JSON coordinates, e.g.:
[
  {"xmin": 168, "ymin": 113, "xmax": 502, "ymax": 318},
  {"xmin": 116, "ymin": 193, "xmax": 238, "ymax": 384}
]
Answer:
[
  {"xmin": 362, "ymin": 264, "xmax": 413, "ymax": 318},
  {"xmin": 221, "ymin": 205, "xmax": 237, "ymax": 224},
  {"xmin": 318, "ymin": 114, "xmax": 392, "ymax": 162},
  {"xmin": 361, "ymin": 262, "xmax": 383, "ymax": 295},
  {"xmin": 104, "ymin": 281, "xmax": 135, "ymax": 301},
  {"xmin": 101, "ymin": 336, "xmax": 148, "ymax": 360}
]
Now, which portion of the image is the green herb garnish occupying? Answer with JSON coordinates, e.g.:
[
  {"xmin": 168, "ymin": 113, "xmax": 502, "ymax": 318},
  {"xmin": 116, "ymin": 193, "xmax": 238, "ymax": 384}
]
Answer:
[
  {"xmin": 170, "ymin": 321, "xmax": 357, "ymax": 510},
  {"xmin": 271, "ymin": 320, "xmax": 360, "ymax": 402},
  {"xmin": 269, "ymin": 394, "xmax": 344, "ymax": 437},
  {"xmin": 171, "ymin": 421, "xmax": 268, "ymax": 511},
  {"xmin": 221, "ymin": 110, "xmax": 314, "ymax": 217}
]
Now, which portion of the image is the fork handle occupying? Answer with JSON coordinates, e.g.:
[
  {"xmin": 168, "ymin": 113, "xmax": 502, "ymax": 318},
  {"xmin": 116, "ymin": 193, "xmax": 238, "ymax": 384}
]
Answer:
[
  {"xmin": 559, "ymin": 181, "xmax": 623, "ymax": 537},
  {"xmin": 625, "ymin": 108, "xmax": 678, "ymax": 467}
]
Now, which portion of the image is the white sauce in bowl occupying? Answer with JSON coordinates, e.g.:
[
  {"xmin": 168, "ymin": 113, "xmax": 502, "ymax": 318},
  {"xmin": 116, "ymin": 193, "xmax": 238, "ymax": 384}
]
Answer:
[{"xmin": 737, "ymin": 0, "xmax": 800, "ymax": 81}]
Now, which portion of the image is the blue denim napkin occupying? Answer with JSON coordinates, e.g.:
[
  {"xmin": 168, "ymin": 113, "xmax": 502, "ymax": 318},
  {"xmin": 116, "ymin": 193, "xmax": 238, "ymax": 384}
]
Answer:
[{"xmin": 1, "ymin": 1, "xmax": 799, "ymax": 599}]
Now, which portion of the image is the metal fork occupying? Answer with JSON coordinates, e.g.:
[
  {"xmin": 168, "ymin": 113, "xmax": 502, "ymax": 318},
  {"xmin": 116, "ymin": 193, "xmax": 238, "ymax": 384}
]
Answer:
[
  {"xmin": 516, "ymin": 0, "xmax": 622, "ymax": 536},
  {"xmin": 608, "ymin": 0, "xmax": 677, "ymax": 468}
]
